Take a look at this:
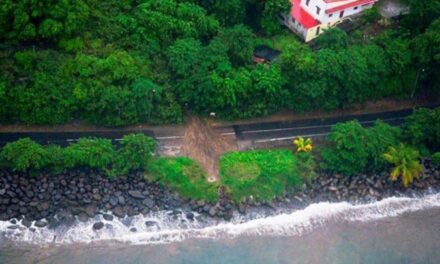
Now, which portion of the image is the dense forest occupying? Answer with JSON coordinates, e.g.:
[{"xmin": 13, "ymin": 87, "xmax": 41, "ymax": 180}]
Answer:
[{"xmin": 0, "ymin": 0, "xmax": 439, "ymax": 126}]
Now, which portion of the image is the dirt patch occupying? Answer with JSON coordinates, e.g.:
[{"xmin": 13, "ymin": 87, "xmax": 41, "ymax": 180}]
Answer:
[{"xmin": 180, "ymin": 117, "xmax": 238, "ymax": 182}]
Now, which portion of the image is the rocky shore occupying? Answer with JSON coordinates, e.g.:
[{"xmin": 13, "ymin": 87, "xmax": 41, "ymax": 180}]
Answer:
[{"xmin": 1, "ymin": 159, "xmax": 439, "ymax": 231}]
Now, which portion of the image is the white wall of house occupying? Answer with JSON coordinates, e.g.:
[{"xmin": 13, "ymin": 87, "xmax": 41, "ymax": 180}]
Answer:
[
  {"xmin": 300, "ymin": 0, "xmax": 375, "ymax": 24},
  {"xmin": 324, "ymin": 2, "xmax": 375, "ymax": 23},
  {"xmin": 285, "ymin": 0, "xmax": 377, "ymax": 42},
  {"xmin": 284, "ymin": 15, "xmax": 308, "ymax": 40}
]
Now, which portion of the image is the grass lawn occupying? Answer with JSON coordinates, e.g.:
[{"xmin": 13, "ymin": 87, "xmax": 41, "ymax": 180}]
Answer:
[
  {"xmin": 256, "ymin": 31, "xmax": 302, "ymax": 52},
  {"xmin": 220, "ymin": 150, "xmax": 301, "ymax": 203},
  {"xmin": 147, "ymin": 157, "xmax": 219, "ymax": 202}
]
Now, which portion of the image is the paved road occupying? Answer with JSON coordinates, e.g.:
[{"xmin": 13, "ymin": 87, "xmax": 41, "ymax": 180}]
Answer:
[{"xmin": 0, "ymin": 105, "xmax": 438, "ymax": 153}]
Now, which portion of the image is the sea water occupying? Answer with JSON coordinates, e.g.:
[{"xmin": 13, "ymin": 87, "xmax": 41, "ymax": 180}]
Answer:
[{"xmin": 1, "ymin": 193, "xmax": 440, "ymax": 263}]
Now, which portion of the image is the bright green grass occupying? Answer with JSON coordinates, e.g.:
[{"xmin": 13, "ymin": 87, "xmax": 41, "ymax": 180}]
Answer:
[
  {"xmin": 255, "ymin": 32, "xmax": 301, "ymax": 52},
  {"xmin": 220, "ymin": 150, "xmax": 301, "ymax": 203},
  {"xmin": 147, "ymin": 157, "xmax": 218, "ymax": 202}
]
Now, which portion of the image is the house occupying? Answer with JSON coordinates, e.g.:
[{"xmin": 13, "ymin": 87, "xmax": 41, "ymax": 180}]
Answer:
[{"xmin": 283, "ymin": 0, "xmax": 378, "ymax": 42}]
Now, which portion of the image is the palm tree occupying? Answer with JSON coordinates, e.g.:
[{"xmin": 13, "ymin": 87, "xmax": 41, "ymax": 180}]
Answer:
[
  {"xmin": 383, "ymin": 144, "xmax": 423, "ymax": 188},
  {"xmin": 293, "ymin": 137, "xmax": 313, "ymax": 153}
]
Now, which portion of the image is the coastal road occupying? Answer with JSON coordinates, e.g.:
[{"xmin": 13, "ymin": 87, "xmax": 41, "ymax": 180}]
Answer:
[{"xmin": 0, "ymin": 105, "xmax": 438, "ymax": 154}]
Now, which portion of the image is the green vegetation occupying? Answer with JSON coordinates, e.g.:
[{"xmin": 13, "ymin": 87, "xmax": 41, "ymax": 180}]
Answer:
[
  {"xmin": 432, "ymin": 152, "xmax": 440, "ymax": 167},
  {"xmin": 1, "ymin": 0, "xmax": 438, "ymax": 126},
  {"xmin": 321, "ymin": 121, "xmax": 401, "ymax": 176},
  {"xmin": 296, "ymin": 152, "xmax": 317, "ymax": 183},
  {"xmin": 0, "ymin": 134, "xmax": 156, "ymax": 177},
  {"xmin": 112, "ymin": 134, "xmax": 157, "ymax": 176},
  {"xmin": 402, "ymin": 108, "xmax": 440, "ymax": 153},
  {"xmin": 220, "ymin": 150, "xmax": 301, "ymax": 202},
  {"xmin": 383, "ymin": 144, "xmax": 423, "ymax": 188},
  {"xmin": 147, "ymin": 157, "xmax": 218, "ymax": 202},
  {"xmin": 0, "ymin": 138, "xmax": 50, "ymax": 172}
]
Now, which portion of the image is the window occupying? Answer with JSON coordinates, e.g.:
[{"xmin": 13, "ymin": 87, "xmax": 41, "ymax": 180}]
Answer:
[
  {"xmin": 316, "ymin": 26, "xmax": 320, "ymax": 35},
  {"xmin": 339, "ymin": 10, "xmax": 344, "ymax": 18},
  {"xmin": 354, "ymin": 6, "xmax": 359, "ymax": 10},
  {"xmin": 329, "ymin": 13, "xmax": 333, "ymax": 18},
  {"xmin": 306, "ymin": 0, "xmax": 310, "ymax": 6},
  {"xmin": 316, "ymin": 6, "xmax": 321, "ymax": 15}
]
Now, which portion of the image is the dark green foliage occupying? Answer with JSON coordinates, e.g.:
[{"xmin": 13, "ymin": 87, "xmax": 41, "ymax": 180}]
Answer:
[
  {"xmin": 402, "ymin": 0, "xmax": 440, "ymax": 34},
  {"xmin": 214, "ymin": 25, "xmax": 256, "ymax": 66},
  {"xmin": 413, "ymin": 18, "xmax": 440, "ymax": 95},
  {"xmin": 112, "ymin": 134, "xmax": 157, "ymax": 175},
  {"xmin": 64, "ymin": 138, "xmax": 115, "ymax": 171},
  {"xmin": 261, "ymin": 0, "xmax": 291, "ymax": 35},
  {"xmin": 402, "ymin": 107, "xmax": 440, "ymax": 152},
  {"xmin": 0, "ymin": 135, "xmax": 159, "ymax": 177},
  {"xmin": 321, "ymin": 121, "xmax": 369, "ymax": 176},
  {"xmin": 0, "ymin": 0, "xmax": 435, "ymax": 127},
  {"xmin": 365, "ymin": 121, "xmax": 402, "ymax": 171},
  {"xmin": 148, "ymin": 157, "xmax": 219, "ymax": 202},
  {"xmin": 432, "ymin": 152, "xmax": 440, "ymax": 167},
  {"xmin": 315, "ymin": 28, "xmax": 348, "ymax": 50},
  {"xmin": 220, "ymin": 150, "xmax": 301, "ymax": 202},
  {"xmin": 0, "ymin": 0, "xmax": 90, "ymax": 42},
  {"xmin": 321, "ymin": 121, "xmax": 401, "ymax": 176},
  {"xmin": 131, "ymin": 0, "xmax": 219, "ymax": 46},
  {"xmin": 0, "ymin": 138, "xmax": 50, "ymax": 172},
  {"xmin": 281, "ymin": 42, "xmax": 390, "ymax": 112},
  {"xmin": 1, "ymin": 50, "xmax": 76, "ymax": 124},
  {"xmin": 362, "ymin": 5, "xmax": 381, "ymax": 23}
]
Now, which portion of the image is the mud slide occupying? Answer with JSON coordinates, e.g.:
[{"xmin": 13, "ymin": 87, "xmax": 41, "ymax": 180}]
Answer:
[{"xmin": 181, "ymin": 117, "xmax": 238, "ymax": 182}]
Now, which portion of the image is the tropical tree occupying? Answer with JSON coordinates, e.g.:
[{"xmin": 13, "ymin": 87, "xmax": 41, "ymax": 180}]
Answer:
[
  {"xmin": 293, "ymin": 137, "xmax": 313, "ymax": 153},
  {"xmin": 383, "ymin": 144, "xmax": 423, "ymax": 188},
  {"xmin": 0, "ymin": 0, "xmax": 90, "ymax": 42}
]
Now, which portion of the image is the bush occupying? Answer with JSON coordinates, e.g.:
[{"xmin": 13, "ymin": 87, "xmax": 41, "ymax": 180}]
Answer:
[
  {"xmin": 321, "ymin": 121, "xmax": 369, "ymax": 176},
  {"xmin": 321, "ymin": 121, "xmax": 401, "ymax": 176},
  {"xmin": 112, "ymin": 134, "xmax": 157, "ymax": 176},
  {"xmin": 147, "ymin": 157, "xmax": 218, "ymax": 202},
  {"xmin": 402, "ymin": 107, "xmax": 440, "ymax": 152},
  {"xmin": 365, "ymin": 121, "xmax": 401, "ymax": 171},
  {"xmin": 432, "ymin": 152, "xmax": 440, "ymax": 167},
  {"xmin": 220, "ymin": 150, "xmax": 301, "ymax": 203},
  {"xmin": 63, "ymin": 138, "xmax": 115, "ymax": 171},
  {"xmin": 296, "ymin": 152, "xmax": 317, "ymax": 183},
  {"xmin": 0, "ymin": 135, "xmax": 160, "ymax": 177},
  {"xmin": 0, "ymin": 138, "xmax": 50, "ymax": 172}
]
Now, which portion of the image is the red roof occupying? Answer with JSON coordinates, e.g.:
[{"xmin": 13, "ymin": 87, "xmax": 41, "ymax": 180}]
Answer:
[
  {"xmin": 326, "ymin": 0, "xmax": 376, "ymax": 14},
  {"xmin": 290, "ymin": 0, "xmax": 319, "ymax": 29}
]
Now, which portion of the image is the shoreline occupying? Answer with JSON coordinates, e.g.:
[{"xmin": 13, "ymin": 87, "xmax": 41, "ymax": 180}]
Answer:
[{"xmin": 1, "ymin": 159, "xmax": 439, "ymax": 231}]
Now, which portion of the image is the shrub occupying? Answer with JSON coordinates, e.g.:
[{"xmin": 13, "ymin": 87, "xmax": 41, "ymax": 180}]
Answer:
[
  {"xmin": 402, "ymin": 107, "xmax": 440, "ymax": 152},
  {"xmin": 112, "ymin": 134, "xmax": 157, "ymax": 176},
  {"xmin": 365, "ymin": 121, "xmax": 402, "ymax": 171},
  {"xmin": 296, "ymin": 152, "xmax": 317, "ymax": 183},
  {"xmin": 383, "ymin": 144, "xmax": 423, "ymax": 188},
  {"xmin": 147, "ymin": 157, "xmax": 218, "ymax": 202},
  {"xmin": 64, "ymin": 138, "xmax": 115, "ymax": 171},
  {"xmin": 0, "ymin": 138, "xmax": 50, "ymax": 172},
  {"xmin": 220, "ymin": 150, "xmax": 301, "ymax": 203},
  {"xmin": 432, "ymin": 152, "xmax": 440, "ymax": 167},
  {"xmin": 321, "ymin": 121, "xmax": 369, "ymax": 176},
  {"xmin": 321, "ymin": 121, "xmax": 401, "ymax": 176}
]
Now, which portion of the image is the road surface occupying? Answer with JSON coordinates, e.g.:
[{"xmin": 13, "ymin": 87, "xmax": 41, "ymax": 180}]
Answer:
[{"xmin": 0, "ymin": 105, "xmax": 438, "ymax": 155}]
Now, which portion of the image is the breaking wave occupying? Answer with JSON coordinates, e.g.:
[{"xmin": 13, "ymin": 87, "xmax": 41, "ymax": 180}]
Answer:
[{"xmin": 1, "ymin": 193, "xmax": 440, "ymax": 246}]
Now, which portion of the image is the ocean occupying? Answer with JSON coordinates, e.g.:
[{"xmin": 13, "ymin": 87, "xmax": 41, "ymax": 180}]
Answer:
[{"xmin": 1, "ymin": 193, "xmax": 440, "ymax": 264}]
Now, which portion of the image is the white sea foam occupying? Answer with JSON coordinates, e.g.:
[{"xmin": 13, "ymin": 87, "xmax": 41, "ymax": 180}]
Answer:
[{"xmin": 1, "ymin": 193, "xmax": 440, "ymax": 246}]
